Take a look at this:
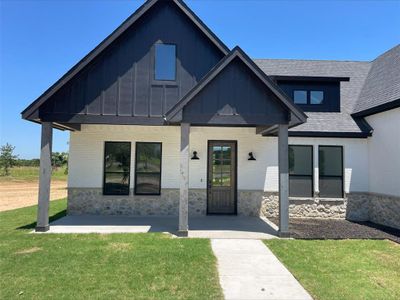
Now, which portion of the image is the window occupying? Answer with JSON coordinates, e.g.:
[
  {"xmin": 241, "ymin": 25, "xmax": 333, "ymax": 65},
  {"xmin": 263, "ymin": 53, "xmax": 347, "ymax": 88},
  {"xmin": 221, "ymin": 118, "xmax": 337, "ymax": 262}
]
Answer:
[
  {"xmin": 154, "ymin": 44, "xmax": 176, "ymax": 81},
  {"xmin": 310, "ymin": 91, "xmax": 324, "ymax": 104},
  {"xmin": 103, "ymin": 142, "xmax": 131, "ymax": 195},
  {"xmin": 293, "ymin": 90, "xmax": 324, "ymax": 105},
  {"xmin": 289, "ymin": 145, "xmax": 313, "ymax": 197},
  {"xmin": 319, "ymin": 146, "xmax": 343, "ymax": 198},
  {"xmin": 293, "ymin": 90, "xmax": 307, "ymax": 104},
  {"xmin": 135, "ymin": 142, "xmax": 162, "ymax": 195}
]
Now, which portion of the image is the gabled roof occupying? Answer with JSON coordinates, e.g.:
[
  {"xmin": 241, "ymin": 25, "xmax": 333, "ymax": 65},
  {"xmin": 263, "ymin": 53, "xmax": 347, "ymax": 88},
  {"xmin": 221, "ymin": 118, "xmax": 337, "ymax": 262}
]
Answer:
[
  {"xmin": 255, "ymin": 58, "xmax": 372, "ymax": 136},
  {"xmin": 166, "ymin": 46, "xmax": 307, "ymax": 125},
  {"xmin": 21, "ymin": 0, "xmax": 229, "ymax": 120},
  {"xmin": 353, "ymin": 44, "xmax": 400, "ymax": 116}
]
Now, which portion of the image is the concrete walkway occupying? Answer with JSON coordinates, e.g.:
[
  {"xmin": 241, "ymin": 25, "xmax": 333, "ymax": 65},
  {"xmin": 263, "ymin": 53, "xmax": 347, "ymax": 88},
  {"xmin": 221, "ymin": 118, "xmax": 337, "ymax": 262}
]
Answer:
[{"xmin": 211, "ymin": 239, "xmax": 312, "ymax": 300}]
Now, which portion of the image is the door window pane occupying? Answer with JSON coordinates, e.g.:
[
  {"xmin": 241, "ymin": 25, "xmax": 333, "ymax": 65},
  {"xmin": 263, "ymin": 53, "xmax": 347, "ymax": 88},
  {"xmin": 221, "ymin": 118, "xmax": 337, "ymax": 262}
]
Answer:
[
  {"xmin": 211, "ymin": 144, "xmax": 232, "ymax": 187},
  {"xmin": 155, "ymin": 44, "xmax": 176, "ymax": 81},
  {"xmin": 289, "ymin": 145, "xmax": 313, "ymax": 197},
  {"xmin": 103, "ymin": 142, "xmax": 131, "ymax": 195},
  {"xmin": 310, "ymin": 91, "xmax": 324, "ymax": 104},
  {"xmin": 135, "ymin": 142, "xmax": 162, "ymax": 195},
  {"xmin": 319, "ymin": 146, "xmax": 343, "ymax": 198},
  {"xmin": 293, "ymin": 90, "xmax": 307, "ymax": 104}
]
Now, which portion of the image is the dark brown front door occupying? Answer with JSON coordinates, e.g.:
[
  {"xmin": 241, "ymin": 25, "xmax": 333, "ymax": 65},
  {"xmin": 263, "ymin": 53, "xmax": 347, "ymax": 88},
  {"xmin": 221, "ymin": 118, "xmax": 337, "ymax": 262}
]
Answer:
[{"xmin": 207, "ymin": 141, "xmax": 237, "ymax": 214}]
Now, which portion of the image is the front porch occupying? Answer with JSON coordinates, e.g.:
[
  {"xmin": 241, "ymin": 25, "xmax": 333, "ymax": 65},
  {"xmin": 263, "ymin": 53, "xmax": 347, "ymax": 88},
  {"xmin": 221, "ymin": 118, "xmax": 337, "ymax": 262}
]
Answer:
[
  {"xmin": 32, "ymin": 48, "xmax": 308, "ymax": 237},
  {"xmin": 45, "ymin": 214, "xmax": 278, "ymax": 239}
]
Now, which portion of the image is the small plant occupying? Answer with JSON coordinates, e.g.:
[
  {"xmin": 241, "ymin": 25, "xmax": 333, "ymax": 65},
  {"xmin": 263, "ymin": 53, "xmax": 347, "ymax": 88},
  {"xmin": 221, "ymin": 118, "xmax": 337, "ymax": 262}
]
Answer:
[{"xmin": 0, "ymin": 143, "xmax": 19, "ymax": 176}]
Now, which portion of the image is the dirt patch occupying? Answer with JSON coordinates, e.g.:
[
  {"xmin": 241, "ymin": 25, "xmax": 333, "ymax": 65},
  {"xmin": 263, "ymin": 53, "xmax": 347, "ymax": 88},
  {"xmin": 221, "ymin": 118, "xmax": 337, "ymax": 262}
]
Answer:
[
  {"xmin": 270, "ymin": 217, "xmax": 400, "ymax": 243},
  {"xmin": 15, "ymin": 247, "xmax": 42, "ymax": 255},
  {"xmin": 0, "ymin": 180, "xmax": 67, "ymax": 212},
  {"xmin": 108, "ymin": 242, "xmax": 132, "ymax": 251}
]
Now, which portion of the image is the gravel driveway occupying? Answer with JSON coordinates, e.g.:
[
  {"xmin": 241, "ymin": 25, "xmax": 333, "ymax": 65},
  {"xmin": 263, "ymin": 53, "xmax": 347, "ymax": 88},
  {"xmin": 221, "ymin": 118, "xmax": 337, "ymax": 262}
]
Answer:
[{"xmin": 0, "ymin": 180, "xmax": 67, "ymax": 212}]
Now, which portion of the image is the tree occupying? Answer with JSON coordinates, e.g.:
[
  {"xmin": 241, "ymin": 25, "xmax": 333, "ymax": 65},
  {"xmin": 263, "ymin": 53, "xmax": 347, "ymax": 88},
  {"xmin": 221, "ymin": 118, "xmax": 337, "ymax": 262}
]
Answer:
[
  {"xmin": 51, "ymin": 152, "xmax": 68, "ymax": 170},
  {"xmin": 0, "ymin": 143, "xmax": 19, "ymax": 176}
]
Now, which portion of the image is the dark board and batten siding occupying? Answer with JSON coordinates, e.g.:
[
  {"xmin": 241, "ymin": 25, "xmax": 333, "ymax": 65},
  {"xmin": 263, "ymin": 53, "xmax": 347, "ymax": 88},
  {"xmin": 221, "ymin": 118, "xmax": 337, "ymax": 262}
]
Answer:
[
  {"xmin": 40, "ymin": 1, "xmax": 224, "ymax": 123},
  {"xmin": 182, "ymin": 57, "xmax": 290, "ymax": 125}
]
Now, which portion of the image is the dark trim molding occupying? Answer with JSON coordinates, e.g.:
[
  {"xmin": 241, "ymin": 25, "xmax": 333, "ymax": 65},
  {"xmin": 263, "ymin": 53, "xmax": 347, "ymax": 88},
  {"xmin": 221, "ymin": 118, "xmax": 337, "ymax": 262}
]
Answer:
[
  {"xmin": 40, "ymin": 113, "xmax": 166, "ymax": 125},
  {"xmin": 352, "ymin": 99, "xmax": 400, "ymax": 117},
  {"xmin": 264, "ymin": 131, "xmax": 372, "ymax": 138},
  {"xmin": 272, "ymin": 75, "xmax": 350, "ymax": 82}
]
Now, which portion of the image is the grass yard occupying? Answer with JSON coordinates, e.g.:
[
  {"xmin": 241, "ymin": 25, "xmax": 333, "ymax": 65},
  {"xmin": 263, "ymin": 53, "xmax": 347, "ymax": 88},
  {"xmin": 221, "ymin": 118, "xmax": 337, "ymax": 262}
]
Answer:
[
  {"xmin": 0, "ymin": 199, "xmax": 223, "ymax": 299},
  {"xmin": 0, "ymin": 166, "xmax": 68, "ymax": 182},
  {"xmin": 265, "ymin": 239, "xmax": 400, "ymax": 300}
]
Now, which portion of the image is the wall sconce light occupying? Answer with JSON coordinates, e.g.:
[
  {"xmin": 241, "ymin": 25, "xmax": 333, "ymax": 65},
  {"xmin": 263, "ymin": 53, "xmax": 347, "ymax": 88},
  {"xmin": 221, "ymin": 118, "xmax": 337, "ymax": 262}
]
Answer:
[
  {"xmin": 248, "ymin": 152, "xmax": 256, "ymax": 161},
  {"xmin": 191, "ymin": 151, "xmax": 199, "ymax": 160}
]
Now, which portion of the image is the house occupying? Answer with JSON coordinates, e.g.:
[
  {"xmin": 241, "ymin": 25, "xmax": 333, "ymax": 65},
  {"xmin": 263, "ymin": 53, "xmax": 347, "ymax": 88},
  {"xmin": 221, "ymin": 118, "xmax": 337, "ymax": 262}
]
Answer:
[{"xmin": 21, "ymin": 0, "xmax": 400, "ymax": 234}]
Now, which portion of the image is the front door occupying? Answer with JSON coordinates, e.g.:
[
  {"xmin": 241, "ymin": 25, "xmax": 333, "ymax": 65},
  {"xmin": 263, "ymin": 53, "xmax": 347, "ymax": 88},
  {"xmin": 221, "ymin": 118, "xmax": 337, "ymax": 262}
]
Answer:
[{"xmin": 207, "ymin": 141, "xmax": 237, "ymax": 214}]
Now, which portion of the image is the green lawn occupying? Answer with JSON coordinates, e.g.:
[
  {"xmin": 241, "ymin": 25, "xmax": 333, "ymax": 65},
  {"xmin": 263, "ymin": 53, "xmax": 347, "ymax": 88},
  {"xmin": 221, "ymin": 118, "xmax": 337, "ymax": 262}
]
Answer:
[
  {"xmin": 265, "ymin": 239, "xmax": 400, "ymax": 300},
  {"xmin": 0, "ymin": 199, "xmax": 223, "ymax": 299},
  {"xmin": 0, "ymin": 166, "xmax": 67, "ymax": 182}
]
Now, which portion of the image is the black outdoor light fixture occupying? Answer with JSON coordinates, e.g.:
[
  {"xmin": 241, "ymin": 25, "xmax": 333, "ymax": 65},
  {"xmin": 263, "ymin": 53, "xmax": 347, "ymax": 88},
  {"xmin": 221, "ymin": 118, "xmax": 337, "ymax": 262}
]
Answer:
[
  {"xmin": 248, "ymin": 152, "xmax": 256, "ymax": 161},
  {"xmin": 191, "ymin": 151, "xmax": 199, "ymax": 160}
]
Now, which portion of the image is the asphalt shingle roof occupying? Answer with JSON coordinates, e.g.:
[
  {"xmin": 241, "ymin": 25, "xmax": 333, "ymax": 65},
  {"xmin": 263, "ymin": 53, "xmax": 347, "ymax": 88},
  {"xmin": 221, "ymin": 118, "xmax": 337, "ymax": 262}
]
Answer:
[
  {"xmin": 354, "ymin": 44, "xmax": 400, "ymax": 114},
  {"xmin": 254, "ymin": 59, "xmax": 371, "ymax": 133}
]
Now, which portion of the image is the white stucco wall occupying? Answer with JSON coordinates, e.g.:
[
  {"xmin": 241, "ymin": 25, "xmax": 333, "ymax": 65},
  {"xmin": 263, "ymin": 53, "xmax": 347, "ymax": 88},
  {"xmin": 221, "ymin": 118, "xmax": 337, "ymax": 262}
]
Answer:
[
  {"xmin": 68, "ymin": 125, "xmax": 369, "ymax": 194},
  {"xmin": 366, "ymin": 108, "xmax": 400, "ymax": 197}
]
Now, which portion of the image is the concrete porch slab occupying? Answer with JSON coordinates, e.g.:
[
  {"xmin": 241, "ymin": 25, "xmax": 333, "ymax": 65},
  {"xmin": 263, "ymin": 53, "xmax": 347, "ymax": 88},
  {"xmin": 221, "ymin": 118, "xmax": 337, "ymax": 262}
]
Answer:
[{"xmin": 45, "ymin": 215, "xmax": 278, "ymax": 239}]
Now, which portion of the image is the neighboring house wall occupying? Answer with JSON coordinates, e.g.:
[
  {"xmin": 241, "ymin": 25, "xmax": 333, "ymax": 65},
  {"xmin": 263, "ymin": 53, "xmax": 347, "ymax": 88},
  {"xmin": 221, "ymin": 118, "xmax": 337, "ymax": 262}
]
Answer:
[
  {"xmin": 67, "ymin": 124, "xmax": 370, "ymax": 218},
  {"xmin": 366, "ymin": 108, "xmax": 400, "ymax": 197}
]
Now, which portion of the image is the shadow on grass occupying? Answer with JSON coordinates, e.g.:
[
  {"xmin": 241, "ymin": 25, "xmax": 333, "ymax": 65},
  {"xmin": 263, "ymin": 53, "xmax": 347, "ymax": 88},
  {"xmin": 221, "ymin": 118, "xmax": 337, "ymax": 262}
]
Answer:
[{"xmin": 17, "ymin": 209, "xmax": 67, "ymax": 230}]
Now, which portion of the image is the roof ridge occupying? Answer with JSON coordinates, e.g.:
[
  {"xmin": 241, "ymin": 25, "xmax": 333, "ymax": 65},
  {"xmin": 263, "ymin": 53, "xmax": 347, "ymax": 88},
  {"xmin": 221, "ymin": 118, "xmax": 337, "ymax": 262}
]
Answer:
[{"xmin": 371, "ymin": 43, "xmax": 400, "ymax": 62}]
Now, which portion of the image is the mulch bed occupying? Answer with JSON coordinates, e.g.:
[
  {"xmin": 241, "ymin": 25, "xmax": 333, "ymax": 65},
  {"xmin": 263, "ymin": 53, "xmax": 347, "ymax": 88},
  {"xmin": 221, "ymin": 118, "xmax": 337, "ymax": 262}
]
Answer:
[{"xmin": 270, "ymin": 218, "xmax": 400, "ymax": 243}]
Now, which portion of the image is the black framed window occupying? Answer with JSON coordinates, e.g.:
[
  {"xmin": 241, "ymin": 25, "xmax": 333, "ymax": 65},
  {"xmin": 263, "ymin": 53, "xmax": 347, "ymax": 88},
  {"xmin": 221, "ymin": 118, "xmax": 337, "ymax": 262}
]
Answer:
[
  {"xmin": 135, "ymin": 142, "xmax": 162, "ymax": 195},
  {"xmin": 289, "ymin": 145, "xmax": 313, "ymax": 197},
  {"xmin": 293, "ymin": 90, "xmax": 324, "ymax": 105},
  {"xmin": 293, "ymin": 90, "xmax": 307, "ymax": 104},
  {"xmin": 103, "ymin": 142, "xmax": 131, "ymax": 195},
  {"xmin": 319, "ymin": 146, "xmax": 343, "ymax": 198},
  {"xmin": 154, "ymin": 44, "xmax": 176, "ymax": 81}
]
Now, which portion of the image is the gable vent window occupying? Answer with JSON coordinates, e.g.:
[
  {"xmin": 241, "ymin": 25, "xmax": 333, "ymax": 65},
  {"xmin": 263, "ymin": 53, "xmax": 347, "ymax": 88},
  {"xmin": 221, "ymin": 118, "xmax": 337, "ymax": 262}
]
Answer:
[
  {"xmin": 310, "ymin": 91, "xmax": 324, "ymax": 104},
  {"xmin": 155, "ymin": 44, "xmax": 176, "ymax": 81},
  {"xmin": 293, "ymin": 90, "xmax": 308, "ymax": 104},
  {"xmin": 293, "ymin": 90, "xmax": 324, "ymax": 105}
]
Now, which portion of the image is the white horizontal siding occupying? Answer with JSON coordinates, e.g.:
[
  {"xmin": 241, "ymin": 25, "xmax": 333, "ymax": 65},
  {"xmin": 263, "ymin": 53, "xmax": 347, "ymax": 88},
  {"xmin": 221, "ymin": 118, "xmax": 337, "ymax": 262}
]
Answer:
[{"xmin": 68, "ymin": 125, "xmax": 369, "ymax": 193}]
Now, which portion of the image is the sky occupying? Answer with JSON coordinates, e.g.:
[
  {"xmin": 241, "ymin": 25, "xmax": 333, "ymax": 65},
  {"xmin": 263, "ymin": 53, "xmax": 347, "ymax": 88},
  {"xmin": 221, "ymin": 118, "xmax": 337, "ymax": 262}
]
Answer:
[{"xmin": 0, "ymin": 0, "xmax": 399, "ymax": 159}]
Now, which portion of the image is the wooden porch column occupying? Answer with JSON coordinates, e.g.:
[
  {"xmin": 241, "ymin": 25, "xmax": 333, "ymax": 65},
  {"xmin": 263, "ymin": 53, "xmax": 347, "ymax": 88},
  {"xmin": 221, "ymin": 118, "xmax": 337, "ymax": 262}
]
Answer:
[
  {"xmin": 278, "ymin": 124, "xmax": 290, "ymax": 237},
  {"xmin": 36, "ymin": 122, "xmax": 53, "ymax": 232},
  {"xmin": 179, "ymin": 123, "xmax": 190, "ymax": 234}
]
